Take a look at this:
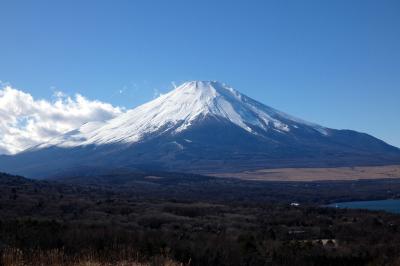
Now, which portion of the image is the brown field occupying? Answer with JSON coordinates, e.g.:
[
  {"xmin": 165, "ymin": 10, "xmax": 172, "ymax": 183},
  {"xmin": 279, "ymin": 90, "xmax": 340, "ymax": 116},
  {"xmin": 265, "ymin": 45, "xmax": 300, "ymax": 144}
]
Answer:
[{"xmin": 213, "ymin": 165, "xmax": 400, "ymax": 181}]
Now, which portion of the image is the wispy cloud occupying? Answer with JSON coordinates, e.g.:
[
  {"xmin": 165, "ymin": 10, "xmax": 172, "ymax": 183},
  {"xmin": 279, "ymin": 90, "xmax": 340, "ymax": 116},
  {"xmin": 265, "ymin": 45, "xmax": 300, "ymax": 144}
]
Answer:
[
  {"xmin": 0, "ymin": 85, "xmax": 124, "ymax": 155},
  {"xmin": 152, "ymin": 88, "xmax": 164, "ymax": 98}
]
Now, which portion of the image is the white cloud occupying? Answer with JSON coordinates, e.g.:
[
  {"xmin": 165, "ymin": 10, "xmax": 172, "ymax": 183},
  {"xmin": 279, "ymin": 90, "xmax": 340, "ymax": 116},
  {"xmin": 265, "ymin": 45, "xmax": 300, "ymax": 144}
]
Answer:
[{"xmin": 0, "ymin": 86, "xmax": 124, "ymax": 155}]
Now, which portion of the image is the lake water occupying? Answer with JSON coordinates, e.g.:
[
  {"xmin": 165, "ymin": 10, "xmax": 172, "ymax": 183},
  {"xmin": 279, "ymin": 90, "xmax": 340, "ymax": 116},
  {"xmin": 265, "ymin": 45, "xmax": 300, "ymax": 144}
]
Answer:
[{"xmin": 328, "ymin": 199, "xmax": 400, "ymax": 214}]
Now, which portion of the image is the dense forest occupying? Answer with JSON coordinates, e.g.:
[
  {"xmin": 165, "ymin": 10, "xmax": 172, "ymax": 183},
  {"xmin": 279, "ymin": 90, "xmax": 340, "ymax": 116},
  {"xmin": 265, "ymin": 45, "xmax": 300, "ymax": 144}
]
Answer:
[{"xmin": 1, "ymin": 172, "xmax": 400, "ymax": 265}]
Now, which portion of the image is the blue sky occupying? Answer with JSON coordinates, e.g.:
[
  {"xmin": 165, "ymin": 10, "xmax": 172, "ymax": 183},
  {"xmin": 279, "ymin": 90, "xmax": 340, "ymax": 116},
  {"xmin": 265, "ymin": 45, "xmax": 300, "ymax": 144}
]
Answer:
[{"xmin": 1, "ymin": 0, "xmax": 399, "ymax": 147}]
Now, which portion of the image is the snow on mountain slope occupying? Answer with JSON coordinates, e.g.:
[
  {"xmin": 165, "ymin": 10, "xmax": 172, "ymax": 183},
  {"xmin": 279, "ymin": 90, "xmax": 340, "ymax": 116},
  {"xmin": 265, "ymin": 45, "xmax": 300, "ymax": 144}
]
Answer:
[{"xmin": 36, "ymin": 81, "xmax": 327, "ymax": 149}]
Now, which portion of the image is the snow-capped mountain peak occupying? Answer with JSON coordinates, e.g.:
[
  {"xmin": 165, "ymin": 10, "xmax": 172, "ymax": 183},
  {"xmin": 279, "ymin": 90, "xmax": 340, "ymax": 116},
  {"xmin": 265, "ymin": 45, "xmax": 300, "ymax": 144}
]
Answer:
[
  {"xmin": 5, "ymin": 81, "xmax": 400, "ymax": 178},
  {"xmin": 37, "ymin": 81, "xmax": 327, "ymax": 149}
]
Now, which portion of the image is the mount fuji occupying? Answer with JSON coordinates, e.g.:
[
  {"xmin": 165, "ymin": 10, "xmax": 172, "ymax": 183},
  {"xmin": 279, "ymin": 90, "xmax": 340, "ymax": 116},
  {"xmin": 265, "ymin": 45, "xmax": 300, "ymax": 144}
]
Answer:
[{"xmin": 1, "ymin": 81, "xmax": 399, "ymax": 178}]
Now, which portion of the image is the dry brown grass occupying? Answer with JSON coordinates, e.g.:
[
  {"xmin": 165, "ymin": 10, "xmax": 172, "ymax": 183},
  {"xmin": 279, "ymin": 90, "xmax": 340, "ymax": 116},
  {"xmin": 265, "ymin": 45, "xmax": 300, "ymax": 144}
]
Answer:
[
  {"xmin": 213, "ymin": 165, "xmax": 400, "ymax": 181},
  {"xmin": 1, "ymin": 248, "xmax": 182, "ymax": 266}
]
